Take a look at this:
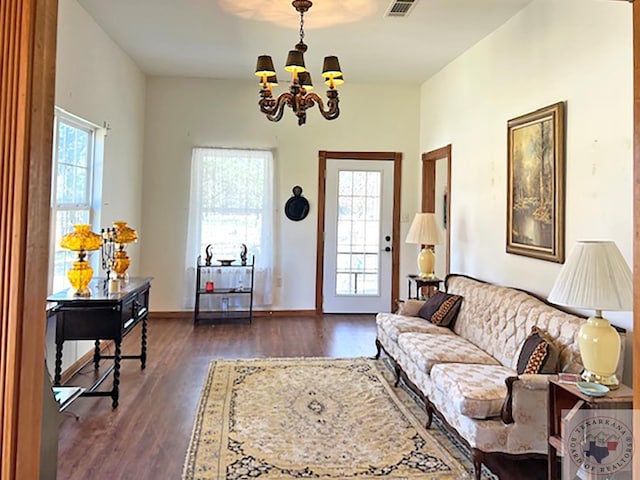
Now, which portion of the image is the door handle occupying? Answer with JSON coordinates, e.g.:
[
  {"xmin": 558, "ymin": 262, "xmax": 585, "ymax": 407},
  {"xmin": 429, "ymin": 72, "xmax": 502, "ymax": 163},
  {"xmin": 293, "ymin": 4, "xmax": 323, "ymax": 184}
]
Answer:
[
  {"xmin": 384, "ymin": 246, "xmax": 391, "ymax": 252},
  {"xmin": 385, "ymin": 235, "xmax": 391, "ymax": 242}
]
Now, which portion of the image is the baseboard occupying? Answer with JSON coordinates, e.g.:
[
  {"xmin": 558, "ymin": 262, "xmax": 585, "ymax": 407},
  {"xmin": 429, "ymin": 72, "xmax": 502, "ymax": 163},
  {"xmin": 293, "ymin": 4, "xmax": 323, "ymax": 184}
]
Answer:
[
  {"xmin": 60, "ymin": 340, "xmax": 114, "ymax": 384},
  {"xmin": 149, "ymin": 309, "xmax": 320, "ymax": 320}
]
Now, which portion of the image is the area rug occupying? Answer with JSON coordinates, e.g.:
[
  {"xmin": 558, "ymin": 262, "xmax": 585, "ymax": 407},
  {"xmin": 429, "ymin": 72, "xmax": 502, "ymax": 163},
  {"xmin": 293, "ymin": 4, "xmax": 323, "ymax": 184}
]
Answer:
[{"xmin": 182, "ymin": 357, "xmax": 470, "ymax": 480}]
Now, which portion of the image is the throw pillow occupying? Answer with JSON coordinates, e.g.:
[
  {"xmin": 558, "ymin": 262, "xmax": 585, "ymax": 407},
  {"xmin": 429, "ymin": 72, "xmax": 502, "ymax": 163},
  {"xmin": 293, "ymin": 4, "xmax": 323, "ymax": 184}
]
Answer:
[
  {"xmin": 416, "ymin": 291, "xmax": 463, "ymax": 328},
  {"xmin": 396, "ymin": 299, "xmax": 426, "ymax": 317},
  {"xmin": 516, "ymin": 326, "xmax": 559, "ymax": 375}
]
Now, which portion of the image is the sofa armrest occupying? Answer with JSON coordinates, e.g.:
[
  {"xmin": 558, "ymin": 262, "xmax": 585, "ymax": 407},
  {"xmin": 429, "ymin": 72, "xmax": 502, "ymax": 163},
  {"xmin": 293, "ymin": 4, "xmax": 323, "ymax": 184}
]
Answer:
[{"xmin": 500, "ymin": 374, "xmax": 551, "ymax": 424}]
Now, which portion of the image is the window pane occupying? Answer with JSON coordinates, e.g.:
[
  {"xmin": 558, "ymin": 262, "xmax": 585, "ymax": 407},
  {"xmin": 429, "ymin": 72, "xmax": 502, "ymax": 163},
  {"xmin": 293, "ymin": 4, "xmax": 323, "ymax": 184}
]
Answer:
[
  {"xmin": 335, "ymin": 273, "xmax": 352, "ymax": 295},
  {"xmin": 352, "ymin": 171, "xmax": 366, "ymax": 196},
  {"xmin": 338, "ymin": 171, "xmax": 352, "ymax": 196},
  {"xmin": 196, "ymin": 149, "xmax": 271, "ymax": 262},
  {"xmin": 332, "ymin": 169, "xmax": 383, "ymax": 297}
]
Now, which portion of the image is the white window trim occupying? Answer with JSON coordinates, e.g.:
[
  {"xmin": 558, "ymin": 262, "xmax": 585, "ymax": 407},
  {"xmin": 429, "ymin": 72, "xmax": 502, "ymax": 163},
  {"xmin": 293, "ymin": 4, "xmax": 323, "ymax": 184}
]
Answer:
[{"xmin": 48, "ymin": 107, "xmax": 104, "ymax": 294}]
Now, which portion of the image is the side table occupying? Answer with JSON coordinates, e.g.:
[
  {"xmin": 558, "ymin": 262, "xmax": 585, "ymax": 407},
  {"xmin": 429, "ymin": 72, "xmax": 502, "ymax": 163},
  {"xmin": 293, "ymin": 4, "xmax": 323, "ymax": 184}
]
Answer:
[
  {"xmin": 547, "ymin": 378, "xmax": 633, "ymax": 479},
  {"xmin": 407, "ymin": 275, "xmax": 442, "ymax": 300}
]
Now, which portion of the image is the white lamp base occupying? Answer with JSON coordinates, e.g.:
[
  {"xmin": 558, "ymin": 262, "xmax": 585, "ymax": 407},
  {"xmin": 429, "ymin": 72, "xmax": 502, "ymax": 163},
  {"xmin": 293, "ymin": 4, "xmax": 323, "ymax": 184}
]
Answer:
[
  {"xmin": 578, "ymin": 315, "xmax": 621, "ymax": 389},
  {"xmin": 417, "ymin": 247, "xmax": 435, "ymax": 279}
]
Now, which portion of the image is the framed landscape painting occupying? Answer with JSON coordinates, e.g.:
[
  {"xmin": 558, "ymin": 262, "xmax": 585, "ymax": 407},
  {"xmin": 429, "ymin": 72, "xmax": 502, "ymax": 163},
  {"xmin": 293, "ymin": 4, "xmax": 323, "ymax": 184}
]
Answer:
[{"xmin": 506, "ymin": 102, "xmax": 565, "ymax": 263}]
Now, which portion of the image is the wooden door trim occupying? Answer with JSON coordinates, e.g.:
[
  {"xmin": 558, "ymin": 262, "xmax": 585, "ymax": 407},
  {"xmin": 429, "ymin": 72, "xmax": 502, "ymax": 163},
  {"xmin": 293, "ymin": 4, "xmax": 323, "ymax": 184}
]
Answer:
[
  {"xmin": 1, "ymin": 0, "xmax": 58, "ymax": 479},
  {"xmin": 632, "ymin": 0, "xmax": 639, "ymax": 415},
  {"xmin": 421, "ymin": 145, "xmax": 452, "ymax": 277},
  {"xmin": 316, "ymin": 151, "xmax": 402, "ymax": 313}
]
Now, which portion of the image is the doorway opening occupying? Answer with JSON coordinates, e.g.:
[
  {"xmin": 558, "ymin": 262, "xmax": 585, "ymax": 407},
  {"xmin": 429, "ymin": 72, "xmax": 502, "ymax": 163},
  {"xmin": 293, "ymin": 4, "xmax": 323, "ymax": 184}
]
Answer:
[{"xmin": 421, "ymin": 145, "xmax": 452, "ymax": 278}]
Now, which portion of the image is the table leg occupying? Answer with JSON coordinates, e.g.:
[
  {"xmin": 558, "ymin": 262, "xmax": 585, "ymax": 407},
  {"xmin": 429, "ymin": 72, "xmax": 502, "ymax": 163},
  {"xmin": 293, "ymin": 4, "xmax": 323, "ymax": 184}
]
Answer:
[
  {"xmin": 54, "ymin": 342, "xmax": 63, "ymax": 385},
  {"xmin": 141, "ymin": 316, "xmax": 147, "ymax": 369},
  {"xmin": 548, "ymin": 444, "xmax": 558, "ymax": 479},
  {"xmin": 111, "ymin": 341, "xmax": 121, "ymax": 409},
  {"xmin": 93, "ymin": 339, "xmax": 101, "ymax": 369}
]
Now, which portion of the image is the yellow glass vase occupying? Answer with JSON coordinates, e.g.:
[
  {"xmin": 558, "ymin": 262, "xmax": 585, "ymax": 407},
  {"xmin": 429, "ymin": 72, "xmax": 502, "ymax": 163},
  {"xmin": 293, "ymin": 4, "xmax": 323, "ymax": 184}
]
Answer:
[
  {"xmin": 67, "ymin": 258, "xmax": 94, "ymax": 297},
  {"xmin": 112, "ymin": 248, "xmax": 131, "ymax": 281}
]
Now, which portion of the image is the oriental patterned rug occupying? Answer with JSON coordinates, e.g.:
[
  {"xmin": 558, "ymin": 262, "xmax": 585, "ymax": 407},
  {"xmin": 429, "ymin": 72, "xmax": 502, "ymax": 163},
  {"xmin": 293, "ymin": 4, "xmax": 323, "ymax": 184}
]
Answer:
[{"xmin": 182, "ymin": 357, "xmax": 473, "ymax": 480}]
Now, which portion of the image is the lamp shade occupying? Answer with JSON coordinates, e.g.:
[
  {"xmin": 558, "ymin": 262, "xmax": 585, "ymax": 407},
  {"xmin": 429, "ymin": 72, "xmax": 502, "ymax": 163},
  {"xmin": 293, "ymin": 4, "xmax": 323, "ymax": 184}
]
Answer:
[
  {"xmin": 113, "ymin": 221, "xmax": 138, "ymax": 244},
  {"xmin": 547, "ymin": 241, "xmax": 632, "ymax": 312},
  {"xmin": 321, "ymin": 56, "xmax": 342, "ymax": 78},
  {"xmin": 325, "ymin": 74, "xmax": 344, "ymax": 87},
  {"xmin": 284, "ymin": 50, "xmax": 306, "ymax": 73},
  {"xmin": 261, "ymin": 75, "xmax": 278, "ymax": 87},
  {"xmin": 255, "ymin": 55, "xmax": 276, "ymax": 77},
  {"xmin": 297, "ymin": 71, "xmax": 313, "ymax": 90},
  {"xmin": 405, "ymin": 213, "xmax": 443, "ymax": 246},
  {"xmin": 60, "ymin": 224, "xmax": 102, "ymax": 252}
]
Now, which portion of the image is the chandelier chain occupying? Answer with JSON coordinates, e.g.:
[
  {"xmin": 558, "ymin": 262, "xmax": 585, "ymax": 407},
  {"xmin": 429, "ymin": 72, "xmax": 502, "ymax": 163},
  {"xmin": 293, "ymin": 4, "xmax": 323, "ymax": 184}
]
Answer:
[{"xmin": 299, "ymin": 10, "xmax": 305, "ymax": 44}]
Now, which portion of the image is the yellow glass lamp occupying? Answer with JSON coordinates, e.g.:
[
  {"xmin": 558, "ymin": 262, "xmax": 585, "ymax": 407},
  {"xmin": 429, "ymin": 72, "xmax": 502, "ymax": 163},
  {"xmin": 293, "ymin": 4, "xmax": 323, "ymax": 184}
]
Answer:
[
  {"xmin": 548, "ymin": 241, "xmax": 633, "ymax": 389},
  {"xmin": 60, "ymin": 224, "xmax": 102, "ymax": 296},
  {"xmin": 111, "ymin": 221, "xmax": 138, "ymax": 282}
]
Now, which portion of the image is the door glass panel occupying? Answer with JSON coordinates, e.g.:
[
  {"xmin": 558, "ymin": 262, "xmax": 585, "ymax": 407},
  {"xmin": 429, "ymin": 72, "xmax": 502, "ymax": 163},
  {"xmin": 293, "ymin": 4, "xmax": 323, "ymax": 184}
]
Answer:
[{"xmin": 335, "ymin": 169, "xmax": 382, "ymax": 296}]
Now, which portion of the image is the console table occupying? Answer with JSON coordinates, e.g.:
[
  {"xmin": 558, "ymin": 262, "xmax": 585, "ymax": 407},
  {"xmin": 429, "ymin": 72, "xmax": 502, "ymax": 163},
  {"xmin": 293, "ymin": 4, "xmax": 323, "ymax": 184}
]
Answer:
[{"xmin": 47, "ymin": 277, "xmax": 152, "ymax": 408}]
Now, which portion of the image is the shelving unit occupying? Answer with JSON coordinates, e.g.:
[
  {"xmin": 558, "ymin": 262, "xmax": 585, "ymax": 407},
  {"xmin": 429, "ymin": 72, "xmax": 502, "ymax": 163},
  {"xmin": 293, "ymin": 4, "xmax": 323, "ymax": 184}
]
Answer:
[{"xmin": 194, "ymin": 255, "xmax": 254, "ymax": 325}]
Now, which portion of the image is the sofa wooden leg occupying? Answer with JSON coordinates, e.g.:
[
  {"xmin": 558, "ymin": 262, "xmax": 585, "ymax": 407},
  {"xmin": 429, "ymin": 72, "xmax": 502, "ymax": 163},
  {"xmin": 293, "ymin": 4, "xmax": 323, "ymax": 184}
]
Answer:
[
  {"xmin": 374, "ymin": 338, "xmax": 382, "ymax": 360},
  {"xmin": 471, "ymin": 449, "xmax": 484, "ymax": 480},
  {"xmin": 394, "ymin": 363, "xmax": 402, "ymax": 387},
  {"xmin": 425, "ymin": 401, "xmax": 434, "ymax": 429}
]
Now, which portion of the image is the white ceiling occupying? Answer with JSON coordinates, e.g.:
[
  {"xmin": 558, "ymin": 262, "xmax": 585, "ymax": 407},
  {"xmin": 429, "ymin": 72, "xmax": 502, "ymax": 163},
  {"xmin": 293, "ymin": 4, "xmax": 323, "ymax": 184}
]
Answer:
[{"xmin": 77, "ymin": 0, "xmax": 533, "ymax": 85}]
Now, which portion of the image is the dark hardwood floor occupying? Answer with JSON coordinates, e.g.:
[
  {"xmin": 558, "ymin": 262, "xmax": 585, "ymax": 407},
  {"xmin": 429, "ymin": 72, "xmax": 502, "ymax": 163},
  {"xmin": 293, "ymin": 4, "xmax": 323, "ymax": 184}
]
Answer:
[{"xmin": 56, "ymin": 315, "xmax": 546, "ymax": 479}]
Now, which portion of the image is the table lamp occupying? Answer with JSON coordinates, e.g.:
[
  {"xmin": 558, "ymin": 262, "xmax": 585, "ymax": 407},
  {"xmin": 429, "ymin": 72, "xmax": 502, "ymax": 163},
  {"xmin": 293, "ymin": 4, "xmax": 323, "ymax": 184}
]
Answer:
[
  {"xmin": 405, "ymin": 213, "xmax": 443, "ymax": 279},
  {"xmin": 59, "ymin": 224, "xmax": 102, "ymax": 296},
  {"xmin": 112, "ymin": 221, "xmax": 138, "ymax": 282},
  {"xmin": 547, "ymin": 240, "xmax": 632, "ymax": 388}
]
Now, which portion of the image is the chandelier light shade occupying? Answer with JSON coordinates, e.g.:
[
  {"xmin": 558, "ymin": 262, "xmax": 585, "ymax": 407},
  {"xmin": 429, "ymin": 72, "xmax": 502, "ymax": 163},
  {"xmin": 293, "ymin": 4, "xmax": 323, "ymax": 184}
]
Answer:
[
  {"xmin": 405, "ymin": 213, "xmax": 443, "ymax": 279},
  {"xmin": 547, "ymin": 240, "xmax": 633, "ymax": 388},
  {"xmin": 255, "ymin": 0, "xmax": 342, "ymax": 126},
  {"xmin": 60, "ymin": 224, "xmax": 102, "ymax": 296}
]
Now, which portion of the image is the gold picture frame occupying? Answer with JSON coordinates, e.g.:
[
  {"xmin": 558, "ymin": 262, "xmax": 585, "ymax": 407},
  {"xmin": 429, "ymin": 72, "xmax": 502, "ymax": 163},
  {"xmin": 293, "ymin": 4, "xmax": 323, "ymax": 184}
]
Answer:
[{"xmin": 507, "ymin": 102, "xmax": 565, "ymax": 263}]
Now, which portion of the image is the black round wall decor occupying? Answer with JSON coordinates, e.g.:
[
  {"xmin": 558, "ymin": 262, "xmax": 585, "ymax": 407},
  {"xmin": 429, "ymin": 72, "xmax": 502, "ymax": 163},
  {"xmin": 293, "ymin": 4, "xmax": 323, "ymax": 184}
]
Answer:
[{"xmin": 284, "ymin": 185, "xmax": 310, "ymax": 221}]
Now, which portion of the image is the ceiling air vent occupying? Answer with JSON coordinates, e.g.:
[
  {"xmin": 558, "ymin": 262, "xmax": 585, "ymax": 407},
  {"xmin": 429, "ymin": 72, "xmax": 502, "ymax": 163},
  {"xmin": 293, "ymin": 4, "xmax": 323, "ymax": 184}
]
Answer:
[{"xmin": 385, "ymin": 0, "xmax": 418, "ymax": 18}]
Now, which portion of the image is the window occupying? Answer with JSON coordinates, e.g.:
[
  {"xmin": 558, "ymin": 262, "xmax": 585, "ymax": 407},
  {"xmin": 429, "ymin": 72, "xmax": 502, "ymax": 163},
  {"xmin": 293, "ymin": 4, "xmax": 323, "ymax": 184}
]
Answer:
[
  {"xmin": 185, "ymin": 148, "xmax": 274, "ymax": 306},
  {"xmin": 48, "ymin": 109, "xmax": 102, "ymax": 294}
]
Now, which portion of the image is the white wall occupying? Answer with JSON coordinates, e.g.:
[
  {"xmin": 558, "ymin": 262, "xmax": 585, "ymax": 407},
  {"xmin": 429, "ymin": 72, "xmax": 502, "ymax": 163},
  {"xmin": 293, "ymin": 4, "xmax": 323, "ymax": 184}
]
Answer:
[
  {"xmin": 419, "ymin": 0, "xmax": 633, "ymax": 381},
  {"xmin": 141, "ymin": 78, "xmax": 421, "ymax": 311},
  {"xmin": 49, "ymin": 0, "xmax": 146, "ymax": 373}
]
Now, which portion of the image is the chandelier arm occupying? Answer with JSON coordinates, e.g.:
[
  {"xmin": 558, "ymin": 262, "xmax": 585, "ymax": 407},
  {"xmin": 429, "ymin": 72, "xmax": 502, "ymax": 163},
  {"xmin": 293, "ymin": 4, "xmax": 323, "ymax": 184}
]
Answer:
[
  {"xmin": 259, "ymin": 92, "xmax": 293, "ymax": 122},
  {"xmin": 303, "ymin": 92, "xmax": 340, "ymax": 121}
]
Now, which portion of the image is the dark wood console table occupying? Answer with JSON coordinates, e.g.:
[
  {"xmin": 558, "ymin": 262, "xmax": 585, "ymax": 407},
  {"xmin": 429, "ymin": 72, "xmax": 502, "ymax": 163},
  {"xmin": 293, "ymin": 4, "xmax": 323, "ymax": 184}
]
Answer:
[{"xmin": 47, "ymin": 277, "xmax": 152, "ymax": 408}]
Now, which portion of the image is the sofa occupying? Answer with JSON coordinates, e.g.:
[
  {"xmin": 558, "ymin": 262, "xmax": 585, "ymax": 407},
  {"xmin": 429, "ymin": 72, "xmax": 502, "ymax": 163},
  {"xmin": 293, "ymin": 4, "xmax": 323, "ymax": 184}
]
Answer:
[{"xmin": 375, "ymin": 274, "xmax": 609, "ymax": 479}]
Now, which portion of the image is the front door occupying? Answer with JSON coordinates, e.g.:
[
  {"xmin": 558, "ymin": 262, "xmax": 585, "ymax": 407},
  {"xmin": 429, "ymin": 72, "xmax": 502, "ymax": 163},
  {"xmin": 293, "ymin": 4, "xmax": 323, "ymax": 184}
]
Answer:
[{"xmin": 322, "ymin": 159, "xmax": 395, "ymax": 313}]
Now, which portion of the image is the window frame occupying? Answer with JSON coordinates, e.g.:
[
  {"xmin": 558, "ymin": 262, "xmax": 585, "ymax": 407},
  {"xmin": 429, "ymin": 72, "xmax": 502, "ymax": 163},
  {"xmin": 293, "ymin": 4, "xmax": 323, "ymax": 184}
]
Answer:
[{"xmin": 48, "ymin": 108, "xmax": 101, "ymax": 294}]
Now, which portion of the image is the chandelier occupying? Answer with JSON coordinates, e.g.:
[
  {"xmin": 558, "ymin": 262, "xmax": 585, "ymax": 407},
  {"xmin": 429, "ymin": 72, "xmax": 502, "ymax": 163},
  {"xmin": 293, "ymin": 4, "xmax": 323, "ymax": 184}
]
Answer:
[{"xmin": 255, "ymin": 0, "xmax": 343, "ymax": 126}]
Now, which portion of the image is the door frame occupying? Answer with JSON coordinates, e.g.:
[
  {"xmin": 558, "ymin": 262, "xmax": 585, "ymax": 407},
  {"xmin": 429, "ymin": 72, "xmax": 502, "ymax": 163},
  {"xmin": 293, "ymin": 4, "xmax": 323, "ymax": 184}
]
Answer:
[
  {"xmin": 421, "ymin": 145, "xmax": 452, "ymax": 277},
  {"xmin": 316, "ymin": 151, "xmax": 402, "ymax": 314},
  {"xmin": 1, "ymin": 0, "xmax": 58, "ymax": 479}
]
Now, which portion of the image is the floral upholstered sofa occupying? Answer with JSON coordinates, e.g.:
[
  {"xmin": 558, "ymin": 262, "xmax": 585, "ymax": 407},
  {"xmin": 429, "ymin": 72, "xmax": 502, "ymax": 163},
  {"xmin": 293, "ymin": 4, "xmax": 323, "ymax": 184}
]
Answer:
[{"xmin": 375, "ymin": 274, "xmax": 605, "ymax": 479}]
